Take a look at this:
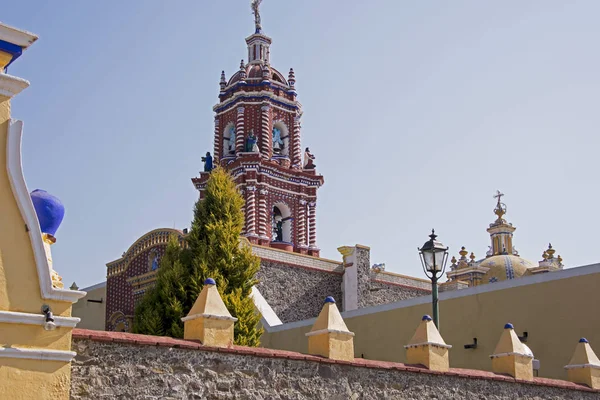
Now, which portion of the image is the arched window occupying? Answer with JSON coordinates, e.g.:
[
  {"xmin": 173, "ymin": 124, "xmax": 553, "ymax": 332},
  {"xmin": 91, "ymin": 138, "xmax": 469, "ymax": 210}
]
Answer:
[
  {"xmin": 272, "ymin": 121, "xmax": 289, "ymax": 157},
  {"xmin": 222, "ymin": 123, "xmax": 236, "ymax": 157},
  {"xmin": 272, "ymin": 203, "xmax": 292, "ymax": 242}
]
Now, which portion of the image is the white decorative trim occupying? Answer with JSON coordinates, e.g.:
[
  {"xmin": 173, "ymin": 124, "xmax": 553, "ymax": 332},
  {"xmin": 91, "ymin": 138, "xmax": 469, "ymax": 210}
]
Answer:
[
  {"xmin": 564, "ymin": 363, "xmax": 600, "ymax": 370},
  {"xmin": 181, "ymin": 313, "xmax": 237, "ymax": 322},
  {"xmin": 0, "ymin": 23, "xmax": 38, "ymax": 48},
  {"xmin": 0, "ymin": 347, "xmax": 76, "ymax": 362},
  {"xmin": 6, "ymin": 120, "xmax": 87, "ymax": 303},
  {"xmin": 490, "ymin": 352, "xmax": 534, "ymax": 359},
  {"xmin": 214, "ymin": 91, "xmax": 300, "ymax": 114},
  {"xmin": 305, "ymin": 328, "xmax": 355, "ymax": 337},
  {"xmin": 0, "ymin": 74, "xmax": 30, "ymax": 98},
  {"xmin": 250, "ymin": 286, "xmax": 282, "ymax": 327},
  {"xmin": 0, "ymin": 310, "xmax": 80, "ymax": 327},
  {"xmin": 404, "ymin": 341, "xmax": 452, "ymax": 349}
]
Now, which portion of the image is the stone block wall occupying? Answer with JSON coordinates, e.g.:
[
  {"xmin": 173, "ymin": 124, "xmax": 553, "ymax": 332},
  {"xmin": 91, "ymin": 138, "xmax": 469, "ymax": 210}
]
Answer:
[
  {"xmin": 70, "ymin": 330, "xmax": 599, "ymax": 399},
  {"xmin": 256, "ymin": 260, "xmax": 343, "ymax": 323}
]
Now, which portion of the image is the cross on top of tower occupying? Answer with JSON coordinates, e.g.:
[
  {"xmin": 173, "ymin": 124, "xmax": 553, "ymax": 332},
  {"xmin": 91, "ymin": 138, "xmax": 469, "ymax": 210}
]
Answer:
[
  {"xmin": 493, "ymin": 190, "xmax": 504, "ymax": 205},
  {"xmin": 493, "ymin": 190, "xmax": 507, "ymax": 222}
]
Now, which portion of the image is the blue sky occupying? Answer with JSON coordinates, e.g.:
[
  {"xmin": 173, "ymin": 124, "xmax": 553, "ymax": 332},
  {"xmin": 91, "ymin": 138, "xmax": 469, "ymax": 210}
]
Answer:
[{"xmin": 4, "ymin": 1, "xmax": 600, "ymax": 288}]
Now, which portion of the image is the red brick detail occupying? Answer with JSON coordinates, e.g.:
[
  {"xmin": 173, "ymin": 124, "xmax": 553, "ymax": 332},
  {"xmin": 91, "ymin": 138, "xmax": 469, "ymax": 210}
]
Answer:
[{"xmin": 72, "ymin": 329, "xmax": 598, "ymax": 393}]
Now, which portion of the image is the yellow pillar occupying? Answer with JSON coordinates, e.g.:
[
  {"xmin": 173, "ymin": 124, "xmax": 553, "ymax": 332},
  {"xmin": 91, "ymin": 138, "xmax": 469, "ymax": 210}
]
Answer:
[
  {"xmin": 181, "ymin": 278, "xmax": 237, "ymax": 347},
  {"xmin": 564, "ymin": 338, "xmax": 600, "ymax": 389},
  {"xmin": 306, "ymin": 296, "xmax": 355, "ymax": 361},
  {"xmin": 0, "ymin": 23, "xmax": 86, "ymax": 400},
  {"xmin": 404, "ymin": 315, "xmax": 452, "ymax": 371},
  {"xmin": 490, "ymin": 323, "xmax": 533, "ymax": 381}
]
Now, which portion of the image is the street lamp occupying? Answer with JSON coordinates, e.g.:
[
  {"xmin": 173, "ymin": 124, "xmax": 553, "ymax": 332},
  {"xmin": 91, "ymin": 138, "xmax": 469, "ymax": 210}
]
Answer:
[{"xmin": 418, "ymin": 229, "xmax": 449, "ymax": 329}]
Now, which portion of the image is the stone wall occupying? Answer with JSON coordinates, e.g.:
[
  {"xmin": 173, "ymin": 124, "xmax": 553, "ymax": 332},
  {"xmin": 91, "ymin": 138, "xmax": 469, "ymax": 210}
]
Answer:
[
  {"xmin": 354, "ymin": 246, "xmax": 430, "ymax": 309},
  {"xmin": 70, "ymin": 331, "xmax": 599, "ymax": 399},
  {"xmin": 256, "ymin": 260, "xmax": 343, "ymax": 323},
  {"xmin": 363, "ymin": 279, "xmax": 430, "ymax": 308}
]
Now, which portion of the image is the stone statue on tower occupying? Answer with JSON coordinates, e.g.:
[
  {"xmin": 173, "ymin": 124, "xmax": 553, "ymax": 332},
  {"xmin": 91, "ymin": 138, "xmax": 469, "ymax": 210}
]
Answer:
[{"xmin": 251, "ymin": 0, "xmax": 263, "ymax": 33}]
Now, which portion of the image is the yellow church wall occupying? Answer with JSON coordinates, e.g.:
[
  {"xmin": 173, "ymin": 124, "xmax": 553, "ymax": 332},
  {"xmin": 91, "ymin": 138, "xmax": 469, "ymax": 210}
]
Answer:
[
  {"xmin": 0, "ymin": 322, "xmax": 72, "ymax": 350},
  {"xmin": 263, "ymin": 265, "xmax": 600, "ymax": 379},
  {"xmin": 0, "ymin": 99, "xmax": 71, "ymax": 317},
  {"xmin": 0, "ymin": 358, "xmax": 71, "ymax": 400}
]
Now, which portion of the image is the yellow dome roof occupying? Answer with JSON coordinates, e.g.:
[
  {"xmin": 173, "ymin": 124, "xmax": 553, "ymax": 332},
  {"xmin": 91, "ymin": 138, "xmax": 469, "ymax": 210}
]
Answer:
[{"xmin": 479, "ymin": 255, "xmax": 536, "ymax": 283}]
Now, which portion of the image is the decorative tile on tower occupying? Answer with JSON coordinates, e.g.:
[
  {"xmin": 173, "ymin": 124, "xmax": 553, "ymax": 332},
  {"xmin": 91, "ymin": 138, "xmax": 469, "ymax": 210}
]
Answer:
[
  {"xmin": 490, "ymin": 323, "xmax": 534, "ymax": 381},
  {"xmin": 181, "ymin": 278, "xmax": 237, "ymax": 347},
  {"xmin": 404, "ymin": 315, "xmax": 452, "ymax": 371},
  {"xmin": 306, "ymin": 296, "xmax": 355, "ymax": 361},
  {"xmin": 564, "ymin": 338, "xmax": 600, "ymax": 389}
]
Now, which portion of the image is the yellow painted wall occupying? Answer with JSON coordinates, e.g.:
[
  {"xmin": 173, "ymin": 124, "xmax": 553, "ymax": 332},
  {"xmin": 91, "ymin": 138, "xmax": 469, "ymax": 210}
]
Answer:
[
  {"xmin": 72, "ymin": 284, "xmax": 106, "ymax": 330},
  {"xmin": 0, "ymin": 97, "xmax": 70, "ymax": 317},
  {"xmin": 0, "ymin": 88, "xmax": 74, "ymax": 399},
  {"xmin": 0, "ymin": 359, "xmax": 71, "ymax": 400},
  {"xmin": 262, "ymin": 268, "xmax": 600, "ymax": 379}
]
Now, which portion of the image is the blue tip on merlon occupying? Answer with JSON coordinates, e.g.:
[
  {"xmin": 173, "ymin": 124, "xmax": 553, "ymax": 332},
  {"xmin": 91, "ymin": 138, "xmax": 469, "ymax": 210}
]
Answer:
[
  {"xmin": 324, "ymin": 296, "xmax": 335, "ymax": 304},
  {"xmin": 580, "ymin": 338, "xmax": 589, "ymax": 343},
  {"xmin": 504, "ymin": 323, "xmax": 514, "ymax": 329},
  {"xmin": 204, "ymin": 278, "xmax": 216, "ymax": 285},
  {"xmin": 422, "ymin": 315, "xmax": 432, "ymax": 321}
]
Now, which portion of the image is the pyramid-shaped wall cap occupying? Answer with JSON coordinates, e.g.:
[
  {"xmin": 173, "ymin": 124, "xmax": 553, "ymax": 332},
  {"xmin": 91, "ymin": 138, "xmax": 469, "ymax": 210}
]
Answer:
[
  {"xmin": 405, "ymin": 315, "xmax": 451, "ymax": 349},
  {"xmin": 565, "ymin": 339, "xmax": 600, "ymax": 368},
  {"xmin": 181, "ymin": 280, "xmax": 236, "ymax": 322},
  {"xmin": 306, "ymin": 297, "xmax": 353, "ymax": 336},
  {"xmin": 491, "ymin": 323, "xmax": 532, "ymax": 358}
]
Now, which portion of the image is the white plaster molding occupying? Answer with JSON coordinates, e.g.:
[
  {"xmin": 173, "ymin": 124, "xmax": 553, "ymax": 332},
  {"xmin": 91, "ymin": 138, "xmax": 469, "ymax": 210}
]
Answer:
[
  {"xmin": 180, "ymin": 313, "xmax": 238, "ymax": 322},
  {"xmin": 404, "ymin": 342, "xmax": 452, "ymax": 349},
  {"xmin": 0, "ymin": 74, "xmax": 30, "ymax": 98},
  {"xmin": 0, "ymin": 347, "xmax": 76, "ymax": 362},
  {"xmin": 490, "ymin": 352, "xmax": 534, "ymax": 359},
  {"xmin": 0, "ymin": 310, "xmax": 80, "ymax": 327},
  {"xmin": 0, "ymin": 23, "xmax": 38, "ymax": 48},
  {"xmin": 6, "ymin": 120, "xmax": 87, "ymax": 303},
  {"xmin": 305, "ymin": 328, "xmax": 355, "ymax": 337},
  {"xmin": 214, "ymin": 92, "xmax": 300, "ymax": 114},
  {"xmin": 564, "ymin": 363, "xmax": 600, "ymax": 370},
  {"xmin": 250, "ymin": 286, "xmax": 282, "ymax": 327}
]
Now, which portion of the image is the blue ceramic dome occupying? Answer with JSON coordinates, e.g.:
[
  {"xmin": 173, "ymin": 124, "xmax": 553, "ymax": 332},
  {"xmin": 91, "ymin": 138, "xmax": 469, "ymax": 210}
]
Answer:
[
  {"xmin": 204, "ymin": 278, "xmax": 216, "ymax": 285},
  {"xmin": 30, "ymin": 189, "xmax": 64, "ymax": 236},
  {"xmin": 324, "ymin": 296, "xmax": 336, "ymax": 304}
]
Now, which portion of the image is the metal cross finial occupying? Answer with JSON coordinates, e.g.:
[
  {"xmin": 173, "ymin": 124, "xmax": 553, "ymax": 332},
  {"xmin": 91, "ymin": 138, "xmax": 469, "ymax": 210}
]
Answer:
[
  {"xmin": 493, "ymin": 190, "xmax": 504, "ymax": 204},
  {"xmin": 251, "ymin": 0, "xmax": 263, "ymax": 32}
]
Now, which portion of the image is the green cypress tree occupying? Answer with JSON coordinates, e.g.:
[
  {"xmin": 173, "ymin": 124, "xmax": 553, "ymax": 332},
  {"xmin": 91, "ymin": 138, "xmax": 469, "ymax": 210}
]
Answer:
[
  {"xmin": 186, "ymin": 166, "xmax": 262, "ymax": 346},
  {"xmin": 134, "ymin": 167, "xmax": 262, "ymax": 345},
  {"xmin": 133, "ymin": 235, "xmax": 185, "ymax": 337}
]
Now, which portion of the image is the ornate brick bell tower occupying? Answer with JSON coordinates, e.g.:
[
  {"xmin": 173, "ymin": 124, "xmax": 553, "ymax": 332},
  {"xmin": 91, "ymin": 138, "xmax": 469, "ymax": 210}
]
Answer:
[{"xmin": 192, "ymin": 1, "xmax": 324, "ymax": 256}]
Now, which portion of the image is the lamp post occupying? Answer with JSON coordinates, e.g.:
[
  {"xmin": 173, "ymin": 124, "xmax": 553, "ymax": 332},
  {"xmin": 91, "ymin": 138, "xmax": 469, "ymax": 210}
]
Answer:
[{"xmin": 418, "ymin": 229, "xmax": 449, "ymax": 329}]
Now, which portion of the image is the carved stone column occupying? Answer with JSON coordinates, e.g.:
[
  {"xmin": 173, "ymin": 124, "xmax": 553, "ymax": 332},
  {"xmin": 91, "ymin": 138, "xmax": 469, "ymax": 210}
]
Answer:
[
  {"xmin": 297, "ymin": 199, "xmax": 308, "ymax": 251},
  {"xmin": 308, "ymin": 201, "xmax": 318, "ymax": 252},
  {"xmin": 258, "ymin": 188, "xmax": 269, "ymax": 243},
  {"xmin": 261, "ymin": 104, "xmax": 272, "ymax": 159},
  {"xmin": 235, "ymin": 107, "xmax": 245, "ymax": 155},
  {"xmin": 292, "ymin": 115, "xmax": 302, "ymax": 169}
]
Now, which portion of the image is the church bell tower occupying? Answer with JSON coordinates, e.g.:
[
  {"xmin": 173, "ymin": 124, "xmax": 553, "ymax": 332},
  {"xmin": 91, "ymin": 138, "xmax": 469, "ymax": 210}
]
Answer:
[{"xmin": 192, "ymin": 1, "xmax": 324, "ymax": 256}]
